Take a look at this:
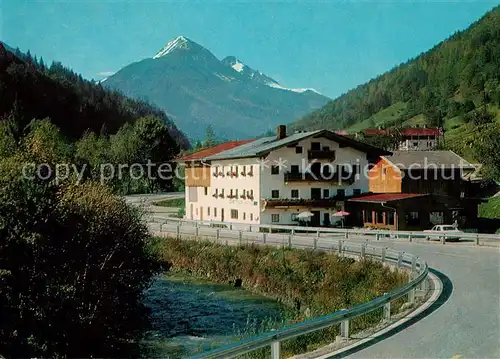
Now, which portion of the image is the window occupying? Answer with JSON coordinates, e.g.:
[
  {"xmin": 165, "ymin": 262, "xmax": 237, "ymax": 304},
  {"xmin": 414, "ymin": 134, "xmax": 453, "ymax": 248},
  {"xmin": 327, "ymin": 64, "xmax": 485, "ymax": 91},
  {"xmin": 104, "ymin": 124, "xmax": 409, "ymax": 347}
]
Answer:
[
  {"xmin": 230, "ymin": 189, "xmax": 233, "ymax": 197},
  {"xmin": 291, "ymin": 189, "xmax": 299, "ymax": 198},
  {"xmin": 323, "ymin": 213, "xmax": 331, "ymax": 226},
  {"xmin": 235, "ymin": 189, "xmax": 238, "ymax": 197},
  {"xmin": 231, "ymin": 209, "xmax": 238, "ymax": 219},
  {"xmin": 377, "ymin": 211, "xmax": 384, "ymax": 224},
  {"xmin": 295, "ymin": 146, "xmax": 303, "ymax": 154},
  {"xmin": 271, "ymin": 214, "xmax": 280, "ymax": 223},
  {"xmin": 214, "ymin": 207, "xmax": 217, "ymax": 217},
  {"xmin": 311, "ymin": 142, "xmax": 321, "ymax": 151},
  {"xmin": 250, "ymin": 213, "xmax": 253, "ymax": 221},
  {"xmin": 235, "ymin": 166, "xmax": 238, "ymax": 175},
  {"xmin": 322, "ymin": 146, "xmax": 330, "ymax": 151},
  {"xmin": 382, "ymin": 167, "xmax": 387, "ymax": 176},
  {"xmin": 337, "ymin": 189, "xmax": 345, "ymax": 199},
  {"xmin": 221, "ymin": 188, "xmax": 225, "ymax": 196},
  {"xmin": 243, "ymin": 212, "xmax": 246, "ymax": 220},
  {"xmin": 204, "ymin": 187, "xmax": 208, "ymax": 195},
  {"xmin": 323, "ymin": 189, "xmax": 329, "ymax": 198},
  {"xmin": 291, "ymin": 213, "xmax": 299, "ymax": 221},
  {"xmin": 242, "ymin": 166, "xmax": 246, "ymax": 175},
  {"xmin": 353, "ymin": 189, "xmax": 361, "ymax": 196},
  {"xmin": 291, "ymin": 165, "xmax": 299, "ymax": 173},
  {"xmin": 207, "ymin": 207, "xmax": 210, "ymax": 216},
  {"xmin": 271, "ymin": 190, "xmax": 280, "ymax": 198},
  {"xmin": 365, "ymin": 210, "xmax": 373, "ymax": 224},
  {"xmin": 387, "ymin": 211, "xmax": 395, "ymax": 225},
  {"xmin": 271, "ymin": 165, "xmax": 280, "ymax": 175}
]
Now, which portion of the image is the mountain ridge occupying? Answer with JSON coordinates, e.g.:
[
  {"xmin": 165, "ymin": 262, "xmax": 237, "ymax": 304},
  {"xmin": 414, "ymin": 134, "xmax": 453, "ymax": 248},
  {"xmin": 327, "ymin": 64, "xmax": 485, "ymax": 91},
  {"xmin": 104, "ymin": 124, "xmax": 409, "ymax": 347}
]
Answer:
[
  {"xmin": 292, "ymin": 6, "xmax": 500, "ymax": 134},
  {"xmin": 104, "ymin": 36, "xmax": 329, "ymax": 140}
]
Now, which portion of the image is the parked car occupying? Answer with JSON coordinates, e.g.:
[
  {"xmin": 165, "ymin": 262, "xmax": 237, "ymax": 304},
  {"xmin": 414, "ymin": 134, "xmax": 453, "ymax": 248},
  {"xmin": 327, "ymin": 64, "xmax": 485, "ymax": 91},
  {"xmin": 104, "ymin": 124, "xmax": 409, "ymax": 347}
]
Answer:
[{"xmin": 424, "ymin": 225, "xmax": 464, "ymax": 241}]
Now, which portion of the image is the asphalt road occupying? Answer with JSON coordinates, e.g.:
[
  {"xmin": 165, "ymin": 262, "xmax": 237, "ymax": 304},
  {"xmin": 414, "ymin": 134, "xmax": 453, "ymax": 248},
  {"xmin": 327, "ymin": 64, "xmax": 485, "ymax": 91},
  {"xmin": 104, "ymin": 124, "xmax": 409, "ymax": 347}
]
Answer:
[{"xmin": 339, "ymin": 239, "xmax": 500, "ymax": 359}]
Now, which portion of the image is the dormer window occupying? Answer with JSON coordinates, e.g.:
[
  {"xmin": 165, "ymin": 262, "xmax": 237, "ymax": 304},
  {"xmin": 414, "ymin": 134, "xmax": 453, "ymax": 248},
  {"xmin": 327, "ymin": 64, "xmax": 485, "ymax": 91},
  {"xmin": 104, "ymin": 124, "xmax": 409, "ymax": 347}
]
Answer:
[
  {"xmin": 295, "ymin": 146, "xmax": 303, "ymax": 154},
  {"xmin": 311, "ymin": 142, "xmax": 321, "ymax": 151}
]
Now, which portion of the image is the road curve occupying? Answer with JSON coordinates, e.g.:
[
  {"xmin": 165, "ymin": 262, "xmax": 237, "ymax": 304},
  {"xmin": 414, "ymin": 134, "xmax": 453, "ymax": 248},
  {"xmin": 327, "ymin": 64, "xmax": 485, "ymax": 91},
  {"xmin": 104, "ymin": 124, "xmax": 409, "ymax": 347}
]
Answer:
[{"xmin": 338, "ymin": 239, "xmax": 500, "ymax": 359}]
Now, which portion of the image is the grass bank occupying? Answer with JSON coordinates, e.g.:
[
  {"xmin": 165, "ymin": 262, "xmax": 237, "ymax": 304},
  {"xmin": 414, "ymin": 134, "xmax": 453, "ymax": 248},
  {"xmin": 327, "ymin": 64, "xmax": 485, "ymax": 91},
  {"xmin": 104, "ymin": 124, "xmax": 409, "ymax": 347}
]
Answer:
[
  {"xmin": 149, "ymin": 237, "xmax": 408, "ymax": 356},
  {"xmin": 154, "ymin": 198, "xmax": 185, "ymax": 207}
]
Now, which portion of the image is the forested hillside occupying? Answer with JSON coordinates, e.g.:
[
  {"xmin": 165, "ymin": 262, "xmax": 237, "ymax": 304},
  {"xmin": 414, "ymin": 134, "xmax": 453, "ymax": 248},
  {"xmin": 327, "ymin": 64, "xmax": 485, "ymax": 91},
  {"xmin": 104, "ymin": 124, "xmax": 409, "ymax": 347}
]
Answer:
[
  {"xmin": 0, "ymin": 42, "xmax": 189, "ymax": 149},
  {"xmin": 292, "ymin": 6, "xmax": 500, "ymax": 180}
]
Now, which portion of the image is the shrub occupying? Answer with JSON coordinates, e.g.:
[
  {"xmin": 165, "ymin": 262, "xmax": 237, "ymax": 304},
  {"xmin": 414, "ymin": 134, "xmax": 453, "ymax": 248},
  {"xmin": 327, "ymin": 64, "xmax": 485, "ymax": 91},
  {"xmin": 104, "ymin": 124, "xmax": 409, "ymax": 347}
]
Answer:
[{"xmin": 0, "ymin": 164, "xmax": 158, "ymax": 358}]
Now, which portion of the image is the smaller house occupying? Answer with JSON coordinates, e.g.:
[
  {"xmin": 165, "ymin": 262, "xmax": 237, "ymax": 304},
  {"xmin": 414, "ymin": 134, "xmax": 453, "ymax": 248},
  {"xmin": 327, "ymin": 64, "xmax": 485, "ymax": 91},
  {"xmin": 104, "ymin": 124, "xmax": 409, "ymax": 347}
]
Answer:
[
  {"xmin": 357, "ymin": 126, "xmax": 443, "ymax": 151},
  {"xmin": 398, "ymin": 127, "xmax": 443, "ymax": 151},
  {"xmin": 346, "ymin": 151, "xmax": 481, "ymax": 231}
]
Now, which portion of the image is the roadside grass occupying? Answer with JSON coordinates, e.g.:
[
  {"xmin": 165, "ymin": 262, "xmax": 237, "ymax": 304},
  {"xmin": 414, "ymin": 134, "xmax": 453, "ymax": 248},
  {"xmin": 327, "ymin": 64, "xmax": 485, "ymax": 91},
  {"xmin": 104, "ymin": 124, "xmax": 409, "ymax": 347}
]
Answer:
[
  {"xmin": 154, "ymin": 198, "xmax": 185, "ymax": 208},
  {"xmin": 149, "ymin": 237, "xmax": 408, "ymax": 357}
]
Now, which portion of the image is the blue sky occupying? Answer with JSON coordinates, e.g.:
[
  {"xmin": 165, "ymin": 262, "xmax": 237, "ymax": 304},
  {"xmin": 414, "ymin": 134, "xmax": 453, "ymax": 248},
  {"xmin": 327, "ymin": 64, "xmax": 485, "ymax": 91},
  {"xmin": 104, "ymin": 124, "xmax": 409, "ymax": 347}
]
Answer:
[{"xmin": 1, "ymin": 1, "xmax": 497, "ymax": 98}]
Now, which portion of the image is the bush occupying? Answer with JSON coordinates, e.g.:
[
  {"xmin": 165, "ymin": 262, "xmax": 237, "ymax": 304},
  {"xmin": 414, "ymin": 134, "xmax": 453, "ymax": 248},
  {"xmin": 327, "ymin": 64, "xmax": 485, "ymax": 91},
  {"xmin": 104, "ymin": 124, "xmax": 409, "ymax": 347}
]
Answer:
[{"xmin": 0, "ymin": 164, "xmax": 158, "ymax": 358}]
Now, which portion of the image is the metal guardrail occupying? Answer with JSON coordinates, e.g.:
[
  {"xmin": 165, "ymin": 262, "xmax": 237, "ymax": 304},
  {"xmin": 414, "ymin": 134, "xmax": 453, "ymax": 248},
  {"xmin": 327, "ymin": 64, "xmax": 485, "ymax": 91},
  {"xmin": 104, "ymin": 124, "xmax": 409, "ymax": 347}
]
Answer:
[
  {"xmin": 156, "ymin": 222, "xmax": 429, "ymax": 359},
  {"xmin": 150, "ymin": 216, "xmax": 500, "ymax": 245}
]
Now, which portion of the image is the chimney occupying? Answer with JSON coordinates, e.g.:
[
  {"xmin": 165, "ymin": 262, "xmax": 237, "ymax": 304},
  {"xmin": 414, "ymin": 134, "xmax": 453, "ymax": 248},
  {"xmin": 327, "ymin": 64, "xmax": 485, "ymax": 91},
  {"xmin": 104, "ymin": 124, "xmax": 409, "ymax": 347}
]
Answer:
[{"xmin": 276, "ymin": 125, "xmax": 287, "ymax": 140}]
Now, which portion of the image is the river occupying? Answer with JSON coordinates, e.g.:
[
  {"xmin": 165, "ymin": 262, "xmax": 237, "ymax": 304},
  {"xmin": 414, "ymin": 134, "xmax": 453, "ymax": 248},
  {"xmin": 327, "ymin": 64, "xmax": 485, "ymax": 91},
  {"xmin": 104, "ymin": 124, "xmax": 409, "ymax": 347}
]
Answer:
[{"xmin": 140, "ymin": 273, "xmax": 286, "ymax": 358}]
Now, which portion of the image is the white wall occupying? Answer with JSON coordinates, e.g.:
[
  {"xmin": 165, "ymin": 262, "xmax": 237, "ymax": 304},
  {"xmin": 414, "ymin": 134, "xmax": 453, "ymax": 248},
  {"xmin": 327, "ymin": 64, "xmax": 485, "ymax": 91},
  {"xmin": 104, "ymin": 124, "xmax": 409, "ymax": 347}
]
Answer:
[
  {"xmin": 399, "ymin": 136, "xmax": 440, "ymax": 151},
  {"xmin": 261, "ymin": 137, "xmax": 369, "ymax": 200},
  {"xmin": 185, "ymin": 134, "xmax": 371, "ymax": 226},
  {"xmin": 186, "ymin": 158, "xmax": 262, "ymax": 225}
]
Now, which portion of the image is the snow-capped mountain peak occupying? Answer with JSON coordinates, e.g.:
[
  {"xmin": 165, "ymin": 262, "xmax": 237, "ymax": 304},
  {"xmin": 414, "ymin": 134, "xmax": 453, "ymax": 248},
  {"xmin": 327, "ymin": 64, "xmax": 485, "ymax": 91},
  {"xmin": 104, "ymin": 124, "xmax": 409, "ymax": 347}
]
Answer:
[
  {"xmin": 221, "ymin": 56, "xmax": 280, "ymax": 86},
  {"xmin": 153, "ymin": 36, "xmax": 193, "ymax": 59},
  {"xmin": 267, "ymin": 82, "xmax": 323, "ymax": 95}
]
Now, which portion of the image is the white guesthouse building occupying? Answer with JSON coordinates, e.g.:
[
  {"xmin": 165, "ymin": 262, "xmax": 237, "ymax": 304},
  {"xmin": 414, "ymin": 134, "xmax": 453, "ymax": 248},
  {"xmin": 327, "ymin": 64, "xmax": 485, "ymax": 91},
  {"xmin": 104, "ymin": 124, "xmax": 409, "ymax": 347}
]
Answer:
[{"xmin": 178, "ymin": 126, "xmax": 389, "ymax": 227}]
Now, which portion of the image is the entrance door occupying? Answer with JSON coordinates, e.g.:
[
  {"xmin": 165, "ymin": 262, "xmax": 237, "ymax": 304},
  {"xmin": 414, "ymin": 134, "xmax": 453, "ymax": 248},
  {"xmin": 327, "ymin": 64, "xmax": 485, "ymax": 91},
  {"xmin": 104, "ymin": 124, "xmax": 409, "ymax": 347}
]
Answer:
[
  {"xmin": 311, "ymin": 188, "xmax": 321, "ymax": 200},
  {"xmin": 311, "ymin": 211, "xmax": 321, "ymax": 227},
  {"xmin": 323, "ymin": 212, "xmax": 331, "ymax": 226},
  {"xmin": 221, "ymin": 208, "xmax": 224, "ymax": 222},
  {"xmin": 200, "ymin": 206, "xmax": 204, "ymax": 221}
]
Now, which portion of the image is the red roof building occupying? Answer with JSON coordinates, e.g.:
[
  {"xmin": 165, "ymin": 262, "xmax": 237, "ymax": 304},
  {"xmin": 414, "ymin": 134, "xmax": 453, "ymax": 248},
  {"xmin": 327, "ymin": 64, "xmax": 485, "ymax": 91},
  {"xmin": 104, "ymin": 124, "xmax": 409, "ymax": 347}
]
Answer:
[
  {"xmin": 400, "ymin": 128, "xmax": 442, "ymax": 137},
  {"xmin": 177, "ymin": 140, "xmax": 254, "ymax": 161}
]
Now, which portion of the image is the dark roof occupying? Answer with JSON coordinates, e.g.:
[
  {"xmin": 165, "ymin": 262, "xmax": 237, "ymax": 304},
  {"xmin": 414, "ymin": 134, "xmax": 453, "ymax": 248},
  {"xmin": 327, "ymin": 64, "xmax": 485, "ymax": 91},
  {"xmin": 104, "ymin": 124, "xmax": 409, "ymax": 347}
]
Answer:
[
  {"xmin": 348, "ymin": 193, "xmax": 428, "ymax": 203},
  {"xmin": 177, "ymin": 140, "xmax": 254, "ymax": 161},
  {"xmin": 205, "ymin": 129, "xmax": 391, "ymax": 161},
  {"xmin": 384, "ymin": 151, "xmax": 476, "ymax": 170}
]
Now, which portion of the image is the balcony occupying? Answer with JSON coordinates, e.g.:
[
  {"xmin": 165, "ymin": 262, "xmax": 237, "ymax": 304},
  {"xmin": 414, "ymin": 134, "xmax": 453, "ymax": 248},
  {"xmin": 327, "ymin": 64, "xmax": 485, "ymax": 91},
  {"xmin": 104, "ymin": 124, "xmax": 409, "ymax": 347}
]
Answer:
[
  {"xmin": 264, "ymin": 197, "xmax": 341, "ymax": 208},
  {"xmin": 284, "ymin": 171, "xmax": 356, "ymax": 185},
  {"xmin": 308, "ymin": 149, "xmax": 336, "ymax": 160}
]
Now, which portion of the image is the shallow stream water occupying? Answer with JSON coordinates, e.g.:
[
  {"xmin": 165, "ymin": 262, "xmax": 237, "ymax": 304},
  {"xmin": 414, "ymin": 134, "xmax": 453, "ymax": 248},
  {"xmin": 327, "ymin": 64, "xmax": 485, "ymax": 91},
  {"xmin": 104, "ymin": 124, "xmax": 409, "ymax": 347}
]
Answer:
[{"xmin": 140, "ymin": 273, "xmax": 285, "ymax": 358}]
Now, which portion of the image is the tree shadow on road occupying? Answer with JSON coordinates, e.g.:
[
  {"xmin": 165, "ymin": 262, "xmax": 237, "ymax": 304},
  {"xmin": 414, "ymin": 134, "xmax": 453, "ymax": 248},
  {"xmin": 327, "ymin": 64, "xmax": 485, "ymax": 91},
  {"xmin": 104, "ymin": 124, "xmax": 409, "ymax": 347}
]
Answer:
[{"xmin": 331, "ymin": 268, "xmax": 453, "ymax": 358}]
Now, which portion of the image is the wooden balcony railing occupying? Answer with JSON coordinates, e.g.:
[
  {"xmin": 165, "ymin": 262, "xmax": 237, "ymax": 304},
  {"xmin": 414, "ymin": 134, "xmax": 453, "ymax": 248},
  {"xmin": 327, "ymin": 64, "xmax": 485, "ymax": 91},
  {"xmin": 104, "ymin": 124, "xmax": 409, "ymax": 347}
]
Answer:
[
  {"xmin": 264, "ymin": 197, "xmax": 342, "ymax": 208},
  {"xmin": 284, "ymin": 171, "xmax": 356, "ymax": 184}
]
